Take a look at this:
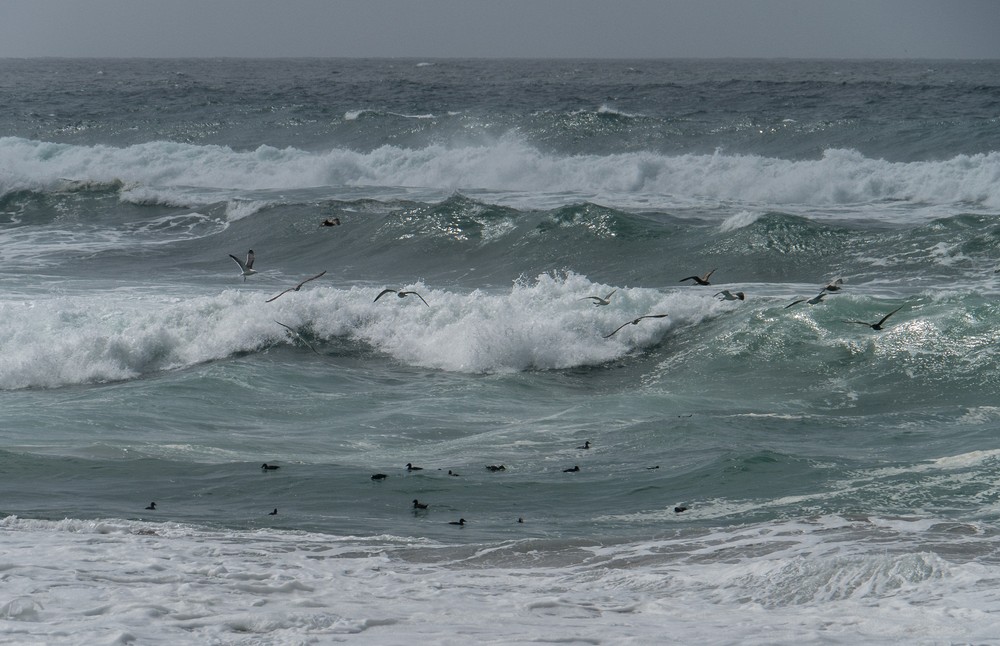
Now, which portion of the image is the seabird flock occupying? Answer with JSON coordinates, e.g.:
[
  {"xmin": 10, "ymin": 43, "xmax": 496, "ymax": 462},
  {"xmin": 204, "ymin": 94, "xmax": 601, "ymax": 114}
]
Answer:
[{"xmin": 230, "ymin": 238, "xmax": 907, "ymax": 357}]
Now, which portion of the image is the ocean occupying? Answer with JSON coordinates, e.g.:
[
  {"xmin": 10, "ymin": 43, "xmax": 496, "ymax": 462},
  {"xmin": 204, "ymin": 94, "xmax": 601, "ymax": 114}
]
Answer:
[{"xmin": 2, "ymin": 57, "xmax": 1000, "ymax": 644}]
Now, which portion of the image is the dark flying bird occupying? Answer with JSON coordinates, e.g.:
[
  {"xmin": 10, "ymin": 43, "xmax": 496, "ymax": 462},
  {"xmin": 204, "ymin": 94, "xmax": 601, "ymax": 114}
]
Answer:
[
  {"xmin": 679, "ymin": 268, "xmax": 717, "ymax": 286},
  {"xmin": 265, "ymin": 271, "xmax": 327, "ymax": 303},
  {"xmin": 785, "ymin": 292, "xmax": 829, "ymax": 309},
  {"xmin": 375, "ymin": 288, "xmax": 429, "ymax": 306},
  {"xmin": 715, "ymin": 290, "xmax": 745, "ymax": 301},
  {"xmin": 229, "ymin": 250, "xmax": 257, "ymax": 281},
  {"xmin": 823, "ymin": 278, "xmax": 845, "ymax": 292},
  {"xmin": 843, "ymin": 305, "xmax": 906, "ymax": 331},
  {"xmin": 274, "ymin": 320, "xmax": 319, "ymax": 355},
  {"xmin": 604, "ymin": 314, "xmax": 669, "ymax": 339},
  {"xmin": 580, "ymin": 290, "xmax": 616, "ymax": 306}
]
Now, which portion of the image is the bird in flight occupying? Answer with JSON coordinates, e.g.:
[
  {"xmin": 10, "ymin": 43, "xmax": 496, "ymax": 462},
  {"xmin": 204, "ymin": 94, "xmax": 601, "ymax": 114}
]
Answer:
[
  {"xmin": 715, "ymin": 290, "xmax": 745, "ymax": 301},
  {"xmin": 785, "ymin": 292, "xmax": 829, "ymax": 309},
  {"xmin": 843, "ymin": 305, "xmax": 905, "ymax": 330},
  {"xmin": 274, "ymin": 320, "xmax": 319, "ymax": 354},
  {"xmin": 823, "ymin": 278, "xmax": 845, "ymax": 292},
  {"xmin": 229, "ymin": 250, "xmax": 257, "ymax": 281},
  {"xmin": 679, "ymin": 269, "xmax": 716, "ymax": 286},
  {"xmin": 375, "ymin": 288, "xmax": 429, "ymax": 306},
  {"xmin": 604, "ymin": 314, "xmax": 669, "ymax": 338},
  {"xmin": 265, "ymin": 271, "xmax": 327, "ymax": 303},
  {"xmin": 580, "ymin": 290, "xmax": 616, "ymax": 306}
]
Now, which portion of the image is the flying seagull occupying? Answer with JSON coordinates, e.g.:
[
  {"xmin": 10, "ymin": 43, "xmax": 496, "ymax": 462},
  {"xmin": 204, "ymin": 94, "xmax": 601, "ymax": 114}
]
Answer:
[
  {"xmin": 375, "ymin": 288, "xmax": 429, "ymax": 306},
  {"xmin": 823, "ymin": 278, "xmax": 845, "ymax": 292},
  {"xmin": 604, "ymin": 314, "xmax": 669, "ymax": 338},
  {"xmin": 843, "ymin": 305, "xmax": 905, "ymax": 331},
  {"xmin": 274, "ymin": 320, "xmax": 319, "ymax": 355},
  {"xmin": 715, "ymin": 290, "xmax": 745, "ymax": 301},
  {"xmin": 229, "ymin": 250, "xmax": 257, "ymax": 281},
  {"xmin": 580, "ymin": 290, "xmax": 616, "ymax": 306},
  {"xmin": 679, "ymin": 268, "xmax": 716, "ymax": 286},
  {"xmin": 785, "ymin": 292, "xmax": 829, "ymax": 309},
  {"xmin": 265, "ymin": 271, "xmax": 327, "ymax": 303}
]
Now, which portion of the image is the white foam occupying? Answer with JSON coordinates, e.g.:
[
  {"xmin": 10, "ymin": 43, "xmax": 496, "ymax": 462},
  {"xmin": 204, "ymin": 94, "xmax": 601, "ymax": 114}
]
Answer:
[
  {"xmin": 3, "ymin": 514, "xmax": 1000, "ymax": 644},
  {"xmin": 0, "ymin": 273, "xmax": 719, "ymax": 389},
  {"xmin": 4, "ymin": 136, "xmax": 1000, "ymax": 216}
]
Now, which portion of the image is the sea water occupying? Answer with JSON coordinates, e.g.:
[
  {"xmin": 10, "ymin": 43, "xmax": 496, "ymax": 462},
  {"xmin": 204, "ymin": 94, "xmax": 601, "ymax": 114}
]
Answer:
[{"xmin": 3, "ymin": 58, "xmax": 1000, "ymax": 644}]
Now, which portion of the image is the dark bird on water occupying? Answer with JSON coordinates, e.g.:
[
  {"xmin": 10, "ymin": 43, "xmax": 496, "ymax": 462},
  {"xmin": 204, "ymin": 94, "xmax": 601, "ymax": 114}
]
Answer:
[
  {"xmin": 268, "ymin": 508, "xmax": 278, "ymax": 515},
  {"xmin": 321, "ymin": 217, "xmax": 341, "ymax": 227},
  {"xmin": 412, "ymin": 499, "xmax": 428, "ymax": 510},
  {"xmin": 406, "ymin": 463, "xmax": 423, "ymax": 471},
  {"xmin": 371, "ymin": 473, "xmax": 388, "ymax": 481},
  {"xmin": 375, "ymin": 288, "xmax": 429, "ymax": 306},
  {"xmin": 145, "ymin": 502, "xmax": 156, "ymax": 510},
  {"xmin": 563, "ymin": 465, "xmax": 580, "ymax": 473},
  {"xmin": 843, "ymin": 305, "xmax": 905, "ymax": 331},
  {"xmin": 265, "ymin": 271, "xmax": 327, "ymax": 303},
  {"xmin": 604, "ymin": 314, "xmax": 669, "ymax": 339},
  {"xmin": 486, "ymin": 465, "xmax": 506, "ymax": 472},
  {"xmin": 578, "ymin": 441, "xmax": 591, "ymax": 450},
  {"xmin": 449, "ymin": 518, "xmax": 466, "ymax": 526},
  {"xmin": 674, "ymin": 506, "xmax": 688, "ymax": 513},
  {"xmin": 229, "ymin": 250, "xmax": 257, "ymax": 281},
  {"xmin": 448, "ymin": 470, "xmax": 460, "ymax": 477},
  {"xmin": 261, "ymin": 463, "xmax": 280, "ymax": 470},
  {"xmin": 679, "ymin": 268, "xmax": 716, "ymax": 286},
  {"xmin": 580, "ymin": 290, "xmax": 616, "ymax": 306}
]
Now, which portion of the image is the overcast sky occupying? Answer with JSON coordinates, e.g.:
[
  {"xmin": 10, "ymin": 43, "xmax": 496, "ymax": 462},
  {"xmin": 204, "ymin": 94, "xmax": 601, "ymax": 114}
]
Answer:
[{"xmin": 1, "ymin": 0, "xmax": 997, "ymax": 59}]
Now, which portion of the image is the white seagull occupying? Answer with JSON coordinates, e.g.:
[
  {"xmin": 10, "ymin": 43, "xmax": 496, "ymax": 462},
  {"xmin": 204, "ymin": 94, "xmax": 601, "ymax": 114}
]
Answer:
[
  {"xmin": 580, "ymin": 290, "xmax": 617, "ymax": 306},
  {"xmin": 604, "ymin": 314, "xmax": 669, "ymax": 339},
  {"xmin": 229, "ymin": 250, "xmax": 257, "ymax": 281},
  {"xmin": 266, "ymin": 271, "xmax": 327, "ymax": 303},
  {"xmin": 275, "ymin": 320, "xmax": 319, "ymax": 354},
  {"xmin": 375, "ymin": 288, "xmax": 429, "ymax": 306}
]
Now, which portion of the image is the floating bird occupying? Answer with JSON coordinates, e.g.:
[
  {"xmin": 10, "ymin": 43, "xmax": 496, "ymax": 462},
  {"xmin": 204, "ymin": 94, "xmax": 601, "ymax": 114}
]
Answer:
[
  {"xmin": 261, "ymin": 463, "xmax": 280, "ymax": 471},
  {"xmin": 785, "ymin": 292, "xmax": 829, "ymax": 309},
  {"xmin": 274, "ymin": 320, "xmax": 319, "ymax": 355},
  {"xmin": 268, "ymin": 508, "xmax": 278, "ymax": 515},
  {"xmin": 674, "ymin": 506, "xmax": 688, "ymax": 513},
  {"xmin": 715, "ymin": 290, "xmax": 745, "ymax": 301},
  {"xmin": 375, "ymin": 288, "xmax": 429, "ymax": 306},
  {"xmin": 517, "ymin": 517, "xmax": 524, "ymax": 524},
  {"xmin": 646, "ymin": 466, "xmax": 660, "ymax": 470},
  {"xmin": 449, "ymin": 518, "xmax": 466, "ymax": 526},
  {"xmin": 679, "ymin": 268, "xmax": 716, "ymax": 286},
  {"xmin": 580, "ymin": 290, "xmax": 616, "ymax": 306},
  {"xmin": 486, "ymin": 464, "xmax": 506, "ymax": 472},
  {"xmin": 145, "ymin": 502, "xmax": 156, "ymax": 510},
  {"xmin": 229, "ymin": 250, "xmax": 257, "ymax": 281},
  {"xmin": 563, "ymin": 465, "xmax": 580, "ymax": 473},
  {"xmin": 371, "ymin": 473, "xmax": 388, "ymax": 481},
  {"xmin": 265, "ymin": 271, "xmax": 327, "ymax": 303},
  {"xmin": 578, "ymin": 441, "xmax": 591, "ymax": 450},
  {"xmin": 406, "ymin": 463, "xmax": 423, "ymax": 471},
  {"xmin": 321, "ymin": 217, "xmax": 341, "ymax": 227},
  {"xmin": 412, "ymin": 499, "xmax": 428, "ymax": 510},
  {"xmin": 843, "ymin": 305, "xmax": 905, "ymax": 331},
  {"xmin": 604, "ymin": 314, "xmax": 669, "ymax": 338},
  {"xmin": 448, "ymin": 470, "xmax": 460, "ymax": 477}
]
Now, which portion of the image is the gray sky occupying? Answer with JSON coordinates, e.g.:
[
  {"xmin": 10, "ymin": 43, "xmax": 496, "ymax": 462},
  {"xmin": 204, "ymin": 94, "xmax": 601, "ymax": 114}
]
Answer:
[{"xmin": 1, "ymin": 0, "xmax": 997, "ymax": 59}]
